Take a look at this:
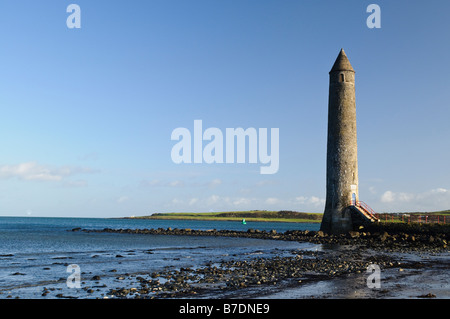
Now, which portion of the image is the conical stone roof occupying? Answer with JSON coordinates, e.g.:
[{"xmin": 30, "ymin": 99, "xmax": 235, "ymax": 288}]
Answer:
[{"xmin": 330, "ymin": 49, "xmax": 354, "ymax": 73}]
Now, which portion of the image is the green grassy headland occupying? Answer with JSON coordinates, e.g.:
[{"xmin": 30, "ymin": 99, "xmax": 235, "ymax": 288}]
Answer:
[
  {"xmin": 126, "ymin": 209, "xmax": 450, "ymax": 224},
  {"xmin": 128, "ymin": 210, "xmax": 323, "ymax": 223}
]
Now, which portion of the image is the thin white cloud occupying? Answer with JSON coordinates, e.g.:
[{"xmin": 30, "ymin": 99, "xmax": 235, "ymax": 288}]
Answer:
[
  {"xmin": 168, "ymin": 180, "xmax": 185, "ymax": 187},
  {"xmin": 117, "ymin": 196, "xmax": 130, "ymax": 204},
  {"xmin": 381, "ymin": 190, "xmax": 395, "ymax": 203},
  {"xmin": 255, "ymin": 180, "xmax": 278, "ymax": 187},
  {"xmin": 233, "ymin": 197, "xmax": 254, "ymax": 206},
  {"xmin": 379, "ymin": 188, "xmax": 450, "ymax": 211},
  {"xmin": 188, "ymin": 198, "xmax": 199, "ymax": 206},
  {"xmin": 309, "ymin": 196, "xmax": 323, "ymax": 204},
  {"xmin": 0, "ymin": 162, "xmax": 62, "ymax": 181},
  {"xmin": 171, "ymin": 198, "xmax": 183, "ymax": 205},
  {"xmin": 265, "ymin": 197, "xmax": 279, "ymax": 205},
  {"xmin": 431, "ymin": 188, "xmax": 448, "ymax": 194},
  {"xmin": 381, "ymin": 189, "xmax": 440, "ymax": 203},
  {"xmin": 140, "ymin": 178, "xmax": 222, "ymax": 189},
  {"xmin": 140, "ymin": 179, "xmax": 185, "ymax": 188},
  {"xmin": 62, "ymin": 180, "xmax": 88, "ymax": 188},
  {"xmin": 206, "ymin": 194, "xmax": 222, "ymax": 205},
  {"xmin": 208, "ymin": 179, "xmax": 222, "ymax": 188},
  {"xmin": 294, "ymin": 195, "xmax": 325, "ymax": 207},
  {"xmin": 0, "ymin": 162, "xmax": 97, "ymax": 183}
]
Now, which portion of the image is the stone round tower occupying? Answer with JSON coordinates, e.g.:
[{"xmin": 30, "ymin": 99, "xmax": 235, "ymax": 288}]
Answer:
[{"xmin": 320, "ymin": 49, "xmax": 359, "ymax": 234}]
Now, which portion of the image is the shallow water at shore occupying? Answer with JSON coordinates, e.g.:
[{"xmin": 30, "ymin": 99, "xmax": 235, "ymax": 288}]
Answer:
[
  {"xmin": 0, "ymin": 217, "xmax": 448, "ymax": 299},
  {"xmin": 0, "ymin": 217, "xmax": 317, "ymax": 299}
]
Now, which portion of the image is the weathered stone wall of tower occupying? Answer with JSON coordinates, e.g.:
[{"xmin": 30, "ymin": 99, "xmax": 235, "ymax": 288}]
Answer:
[{"xmin": 321, "ymin": 54, "xmax": 359, "ymax": 234}]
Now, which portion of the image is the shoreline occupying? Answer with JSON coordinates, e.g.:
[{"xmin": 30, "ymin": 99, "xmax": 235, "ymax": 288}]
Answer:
[
  {"xmin": 3, "ymin": 221, "xmax": 446, "ymax": 299},
  {"xmin": 65, "ymin": 225, "xmax": 449, "ymax": 299},
  {"xmin": 75, "ymin": 224, "xmax": 449, "ymax": 252}
]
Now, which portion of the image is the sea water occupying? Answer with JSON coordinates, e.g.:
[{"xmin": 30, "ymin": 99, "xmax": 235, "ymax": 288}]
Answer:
[{"xmin": 0, "ymin": 217, "xmax": 319, "ymax": 299}]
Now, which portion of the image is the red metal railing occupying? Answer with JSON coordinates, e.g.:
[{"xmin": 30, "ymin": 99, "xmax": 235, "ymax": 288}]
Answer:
[
  {"xmin": 356, "ymin": 201, "xmax": 377, "ymax": 216},
  {"xmin": 350, "ymin": 201, "xmax": 448, "ymax": 224},
  {"xmin": 350, "ymin": 200, "xmax": 379, "ymax": 222},
  {"xmin": 374, "ymin": 213, "xmax": 448, "ymax": 224}
]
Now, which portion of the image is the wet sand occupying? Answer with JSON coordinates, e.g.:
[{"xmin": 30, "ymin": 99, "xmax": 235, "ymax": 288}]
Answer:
[{"xmin": 261, "ymin": 251, "xmax": 449, "ymax": 299}]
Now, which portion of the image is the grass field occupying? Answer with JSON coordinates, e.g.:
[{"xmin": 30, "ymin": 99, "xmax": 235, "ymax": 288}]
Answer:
[
  {"xmin": 127, "ymin": 209, "xmax": 450, "ymax": 224},
  {"xmin": 129, "ymin": 210, "xmax": 323, "ymax": 223}
]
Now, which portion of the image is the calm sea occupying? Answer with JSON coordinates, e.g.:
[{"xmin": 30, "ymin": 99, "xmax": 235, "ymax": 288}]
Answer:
[{"xmin": 0, "ymin": 217, "xmax": 319, "ymax": 299}]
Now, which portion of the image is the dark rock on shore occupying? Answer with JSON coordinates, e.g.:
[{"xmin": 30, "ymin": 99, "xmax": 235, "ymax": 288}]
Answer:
[
  {"xmin": 103, "ymin": 247, "xmax": 416, "ymax": 299},
  {"xmin": 76, "ymin": 224, "xmax": 449, "ymax": 253},
  {"xmin": 417, "ymin": 292, "xmax": 436, "ymax": 298}
]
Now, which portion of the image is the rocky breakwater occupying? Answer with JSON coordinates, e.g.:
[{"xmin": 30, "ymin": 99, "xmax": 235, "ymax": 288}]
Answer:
[{"xmin": 75, "ymin": 223, "xmax": 449, "ymax": 253}]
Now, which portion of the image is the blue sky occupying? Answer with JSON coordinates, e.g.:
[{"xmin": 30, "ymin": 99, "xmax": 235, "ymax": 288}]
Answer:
[{"xmin": 0, "ymin": 0, "xmax": 449, "ymax": 217}]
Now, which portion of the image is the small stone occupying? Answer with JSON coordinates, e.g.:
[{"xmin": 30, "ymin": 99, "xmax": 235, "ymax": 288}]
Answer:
[
  {"xmin": 380, "ymin": 232, "xmax": 389, "ymax": 242},
  {"xmin": 316, "ymin": 231, "xmax": 326, "ymax": 237},
  {"xmin": 418, "ymin": 293, "xmax": 436, "ymax": 298},
  {"xmin": 348, "ymin": 231, "xmax": 360, "ymax": 238}
]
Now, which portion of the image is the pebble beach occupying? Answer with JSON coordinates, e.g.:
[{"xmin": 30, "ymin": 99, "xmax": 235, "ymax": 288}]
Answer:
[{"xmin": 72, "ymin": 224, "xmax": 449, "ymax": 299}]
